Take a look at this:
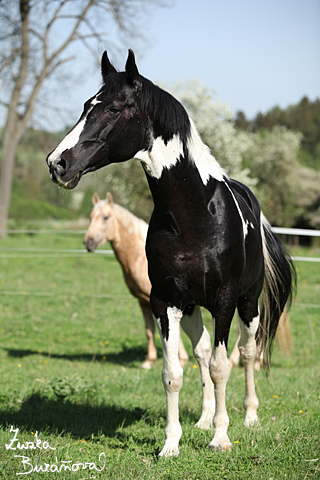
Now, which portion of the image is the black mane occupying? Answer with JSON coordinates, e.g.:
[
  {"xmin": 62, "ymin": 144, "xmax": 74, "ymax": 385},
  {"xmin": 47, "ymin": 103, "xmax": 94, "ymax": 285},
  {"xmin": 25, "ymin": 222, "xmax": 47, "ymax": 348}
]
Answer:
[
  {"xmin": 140, "ymin": 77, "xmax": 191, "ymax": 145},
  {"xmin": 101, "ymin": 72, "xmax": 191, "ymax": 146}
]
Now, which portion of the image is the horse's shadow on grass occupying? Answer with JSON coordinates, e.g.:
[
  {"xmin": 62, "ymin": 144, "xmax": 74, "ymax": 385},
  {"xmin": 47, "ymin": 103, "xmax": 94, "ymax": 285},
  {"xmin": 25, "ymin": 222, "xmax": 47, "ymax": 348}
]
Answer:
[
  {"xmin": 0, "ymin": 393, "xmax": 151, "ymax": 440},
  {"xmin": 3, "ymin": 345, "xmax": 163, "ymax": 366}
]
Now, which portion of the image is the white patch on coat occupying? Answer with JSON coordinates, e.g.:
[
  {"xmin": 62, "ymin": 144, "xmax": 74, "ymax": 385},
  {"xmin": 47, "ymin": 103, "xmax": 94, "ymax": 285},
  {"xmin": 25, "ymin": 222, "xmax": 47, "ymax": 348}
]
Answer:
[
  {"xmin": 223, "ymin": 182, "xmax": 248, "ymax": 238},
  {"xmin": 135, "ymin": 135, "xmax": 184, "ymax": 178},
  {"xmin": 187, "ymin": 118, "xmax": 226, "ymax": 184},
  {"xmin": 135, "ymin": 117, "xmax": 226, "ymax": 185}
]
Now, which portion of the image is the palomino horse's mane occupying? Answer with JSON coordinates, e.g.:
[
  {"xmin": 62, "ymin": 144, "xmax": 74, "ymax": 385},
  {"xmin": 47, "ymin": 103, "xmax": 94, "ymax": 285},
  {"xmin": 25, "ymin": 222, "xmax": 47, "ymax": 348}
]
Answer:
[{"xmin": 107, "ymin": 202, "xmax": 148, "ymax": 241}]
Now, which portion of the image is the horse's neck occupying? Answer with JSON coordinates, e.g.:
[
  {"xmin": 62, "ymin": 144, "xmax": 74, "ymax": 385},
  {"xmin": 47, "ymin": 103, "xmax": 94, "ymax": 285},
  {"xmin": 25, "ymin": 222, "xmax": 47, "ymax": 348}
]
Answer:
[
  {"xmin": 110, "ymin": 219, "xmax": 142, "ymax": 273},
  {"xmin": 145, "ymin": 160, "xmax": 208, "ymax": 223},
  {"xmin": 137, "ymin": 117, "xmax": 225, "ymax": 191}
]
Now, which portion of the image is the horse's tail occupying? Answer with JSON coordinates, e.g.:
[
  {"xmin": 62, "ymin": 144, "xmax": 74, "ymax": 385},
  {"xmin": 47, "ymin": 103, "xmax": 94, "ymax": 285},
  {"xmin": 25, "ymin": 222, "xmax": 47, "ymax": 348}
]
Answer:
[{"xmin": 256, "ymin": 214, "xmax": 296, "ymax": 370}]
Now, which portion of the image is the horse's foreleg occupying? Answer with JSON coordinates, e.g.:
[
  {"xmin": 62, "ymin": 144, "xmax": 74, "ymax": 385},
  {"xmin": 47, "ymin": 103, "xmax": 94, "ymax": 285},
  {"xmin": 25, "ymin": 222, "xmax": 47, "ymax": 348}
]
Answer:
[
  {"xmin": 208, "ymin": 340, "xmax": 232, "ymax": 450},
  {"xmin": 208, "ymin": 283, "xmax": 237, "ymax": 451},
  {"xmin": 139, "ymin": 300, "xmax": 157, "ymax": 369},
  {"xmin": 238, "ymin": 304, "xmax": 260, "ymax": 427},
  {"xmin": 154, "ymin": 305, "xmax": 183, "ymax": 458},
  {"xmin": 180, "ymin": 306, "xmax": 215, "ymax": 430}
]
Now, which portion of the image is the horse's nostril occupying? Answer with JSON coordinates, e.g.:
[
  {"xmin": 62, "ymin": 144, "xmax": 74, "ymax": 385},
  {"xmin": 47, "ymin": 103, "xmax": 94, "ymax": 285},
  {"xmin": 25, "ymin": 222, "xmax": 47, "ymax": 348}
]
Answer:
[{"xmin": 57, "ymin": 158, "xmax": 66, "ymax": 171}]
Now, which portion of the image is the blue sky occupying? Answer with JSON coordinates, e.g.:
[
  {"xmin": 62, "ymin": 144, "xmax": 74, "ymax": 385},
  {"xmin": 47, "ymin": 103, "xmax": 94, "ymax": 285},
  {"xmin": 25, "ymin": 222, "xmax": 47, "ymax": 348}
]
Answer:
[
  {"xmin": 76, "ymin": 0, "xmax": 320, "ymax": 122},
  {"xmin": 1, "ymin": 0, "xmax": 318, "ymax": 129}
]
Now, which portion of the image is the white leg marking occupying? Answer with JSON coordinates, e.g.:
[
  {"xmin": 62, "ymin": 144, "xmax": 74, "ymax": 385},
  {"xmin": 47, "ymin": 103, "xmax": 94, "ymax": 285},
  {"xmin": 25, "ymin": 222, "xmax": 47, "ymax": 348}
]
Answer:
[
  {"xmin": 224, "ymin": 181, "xmax": 248, "ymax": 238},
  {"xmin": 209, "ymin": 342, "xmax": 232, "ymax": 451},
  {"xmin": 155, "ymin": 307, "xmax": 183, "ymax": 458},
  {"xmin": 180, "ymin": 306, "xmax": 215, "ymax": 430},
  {"xmin": 238, "ymin": 315, "xmax": 260, "ymax": 427}
]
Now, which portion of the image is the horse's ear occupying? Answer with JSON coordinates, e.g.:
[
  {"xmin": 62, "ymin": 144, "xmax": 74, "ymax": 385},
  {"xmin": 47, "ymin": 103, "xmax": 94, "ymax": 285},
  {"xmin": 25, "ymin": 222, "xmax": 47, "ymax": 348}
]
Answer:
[
  {"xmin": 106, "ymin": 192, "xmax": 114, "ymax": 207},
  {"xmin": 92, "ymin": 192, "xmax": 100, "ymax": 205},
  {"xmin": 101, "ymin": 51, "xmax": 117, "ymax": 81},
  {"xmin": 125, "ymin": 49, "xmax": 142, "ymax": 93}
]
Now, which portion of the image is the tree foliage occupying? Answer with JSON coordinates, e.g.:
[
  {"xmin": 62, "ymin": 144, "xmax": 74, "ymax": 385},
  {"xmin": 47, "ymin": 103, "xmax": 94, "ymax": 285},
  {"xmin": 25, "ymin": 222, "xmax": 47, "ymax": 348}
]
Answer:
[
  {"xmin": 3, "ymin": 78, "xmax": 319, "ymax": 231},
  {"xmin": 235, "ymin": 96, "xmax": 320, "ymax": 169},
  {"xmin": 0, "ymin": 0, "xmax": 171, "ymax": 235},
  {"xmin": 243, "ymin": 127, "xmax": 302, "ymax": 226},
  {"xmin": 170, "ymin": 79, "xmax": 256, "ymax": 187}
]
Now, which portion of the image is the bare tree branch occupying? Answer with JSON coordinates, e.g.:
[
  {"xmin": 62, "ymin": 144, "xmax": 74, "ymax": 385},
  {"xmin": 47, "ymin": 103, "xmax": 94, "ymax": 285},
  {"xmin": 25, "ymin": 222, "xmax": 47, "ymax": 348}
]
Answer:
[{"xmin": 0, "ymin": 0, "xmax": 173, "ymax": 234}]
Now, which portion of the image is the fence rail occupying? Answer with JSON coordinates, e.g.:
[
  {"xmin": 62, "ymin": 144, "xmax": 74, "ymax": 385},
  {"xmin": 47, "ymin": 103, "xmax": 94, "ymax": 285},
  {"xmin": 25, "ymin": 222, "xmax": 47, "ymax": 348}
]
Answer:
[
  {"xmin": 272, "ymin": 227, "xmax": 320, "ymax": 237},
  {"xmin": 1, "ymin": 226, "xmax": 320, "ymax": 236},
  {"xmin": 1, "ymin": 228, "xmax": 320, "ymax": 263},
  {"xmin": 0, "ymin": 228, "xmax": 319, "ymax": 306}
]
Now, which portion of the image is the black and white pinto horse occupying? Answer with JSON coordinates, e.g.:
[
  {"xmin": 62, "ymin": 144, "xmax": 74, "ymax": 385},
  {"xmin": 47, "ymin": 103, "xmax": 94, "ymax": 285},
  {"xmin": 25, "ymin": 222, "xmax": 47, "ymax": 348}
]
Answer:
[{"xmin": 47, "ymin": 50, "xmax": 295, "ymax": 457}]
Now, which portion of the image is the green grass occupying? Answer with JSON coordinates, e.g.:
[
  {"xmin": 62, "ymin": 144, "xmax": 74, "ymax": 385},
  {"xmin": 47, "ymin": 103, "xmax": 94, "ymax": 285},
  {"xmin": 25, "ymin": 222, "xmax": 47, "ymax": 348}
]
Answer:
[{"xmin": 0, "ymin": 235, "xmax": 319, "ymax": 479}]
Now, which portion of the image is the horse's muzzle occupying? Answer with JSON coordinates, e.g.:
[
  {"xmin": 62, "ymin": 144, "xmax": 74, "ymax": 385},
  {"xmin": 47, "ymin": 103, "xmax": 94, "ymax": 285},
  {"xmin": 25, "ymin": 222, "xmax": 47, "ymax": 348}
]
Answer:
[
  {"xmin": 47, "ymin": 154, "xmax": 82, "ymax": 190},
  {"xmin": 84, "ymin": 237, "xmax": 97, "ymax": 252}
]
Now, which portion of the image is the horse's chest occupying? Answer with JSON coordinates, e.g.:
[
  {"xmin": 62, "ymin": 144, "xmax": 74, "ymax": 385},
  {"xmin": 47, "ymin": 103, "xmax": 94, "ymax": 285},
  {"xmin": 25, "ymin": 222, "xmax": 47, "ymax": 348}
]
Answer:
[{"xmin": 146, "ymin": 230, "xmax": 229, "ymax": 304}]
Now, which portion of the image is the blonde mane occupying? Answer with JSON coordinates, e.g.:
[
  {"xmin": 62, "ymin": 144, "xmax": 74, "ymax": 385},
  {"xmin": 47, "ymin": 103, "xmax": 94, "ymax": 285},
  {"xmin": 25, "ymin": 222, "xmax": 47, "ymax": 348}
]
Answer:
[{"xmin": 112, "ymin": 203, "xmax": 148, "ymax": 241}]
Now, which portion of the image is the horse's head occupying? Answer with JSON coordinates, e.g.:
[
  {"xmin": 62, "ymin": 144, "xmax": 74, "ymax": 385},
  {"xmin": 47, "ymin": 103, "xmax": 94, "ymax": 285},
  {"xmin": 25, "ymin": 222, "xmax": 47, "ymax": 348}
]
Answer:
[
  {"xmin": 47, "ymin": 50, "xmax": 146, "ymax": 189},
  {"xmin": 84, "ymin": 192, "xmax": 116, "ymax": 252}
]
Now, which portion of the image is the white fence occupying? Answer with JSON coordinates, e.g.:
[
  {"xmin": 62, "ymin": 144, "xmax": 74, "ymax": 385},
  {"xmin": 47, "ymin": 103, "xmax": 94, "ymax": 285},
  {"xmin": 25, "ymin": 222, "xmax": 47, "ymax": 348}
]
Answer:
[
  {"xmin": 0, "ymin": 227, "xmax": 320, "ymax": 263},
  {"xmin": 0, "ymin": 227, "xmax": 319, "ymax": 307}
]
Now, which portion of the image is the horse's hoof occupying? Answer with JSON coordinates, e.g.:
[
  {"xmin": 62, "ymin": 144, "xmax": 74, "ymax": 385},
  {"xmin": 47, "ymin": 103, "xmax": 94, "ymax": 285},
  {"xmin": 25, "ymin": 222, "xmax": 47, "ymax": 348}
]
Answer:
[
  {"xmin": 158, "ymin": 439, "xmax": 180, "ymax": 458},
  {"xmin": 208, "ymin": 434, "xmax": 232, "ymax": 452},
  {"xmin": 195, "ymin": 417, "xmax": 214, "ymax": 430},
  {"xmin": 243, "ymin": 415, "xmax": 260, "ymax": 428},
  {"xmin": 209, "ymin": 443, "xmax": 232, "ymax": 452},
  {"xmin": 141, "ymin": 358, "xmax": 156, "ymax": 369}
]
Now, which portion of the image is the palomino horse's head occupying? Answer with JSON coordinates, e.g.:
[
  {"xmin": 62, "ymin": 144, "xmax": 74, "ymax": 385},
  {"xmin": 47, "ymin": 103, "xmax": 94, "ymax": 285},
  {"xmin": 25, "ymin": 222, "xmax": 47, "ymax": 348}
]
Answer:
[
  {"xmin": 84, "ymin": 192, "xmax": 116, "ymax": 252},
  {"xmin": 46, "ymin": 50, "xmax": 146, "ymax": 189}
]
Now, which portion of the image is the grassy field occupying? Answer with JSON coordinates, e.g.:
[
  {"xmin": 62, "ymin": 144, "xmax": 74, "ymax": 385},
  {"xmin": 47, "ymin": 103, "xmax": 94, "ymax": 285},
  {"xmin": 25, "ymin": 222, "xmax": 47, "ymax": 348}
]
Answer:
[{"xmin": 0, "ymin": 233, "xmax": 319, "ymax": 479}]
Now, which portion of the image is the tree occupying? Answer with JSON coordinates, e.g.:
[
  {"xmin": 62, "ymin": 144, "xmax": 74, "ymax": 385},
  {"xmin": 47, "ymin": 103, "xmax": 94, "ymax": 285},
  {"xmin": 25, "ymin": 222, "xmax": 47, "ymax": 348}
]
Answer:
[
  {"xmin": 0, "ymin": 0, "xmax": 171, "ymax": 236},
  {"xmin": 170, "ymin": 79, "xmax": 256, "ymax": 187},
  {"xmin": 244, "ymin": 127, "xmax": 302, "ymax": 226}
]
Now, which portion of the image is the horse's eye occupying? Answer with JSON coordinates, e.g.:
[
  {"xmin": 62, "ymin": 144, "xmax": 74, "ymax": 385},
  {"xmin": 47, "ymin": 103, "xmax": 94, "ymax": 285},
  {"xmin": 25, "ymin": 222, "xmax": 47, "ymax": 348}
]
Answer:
[
  {"xmin": 103, "ymin": 216, "xmax": 109, "ymax": 221},
  {"xmin": 109, "ymin": 106, "xmax": 120, "ymax": 114}
]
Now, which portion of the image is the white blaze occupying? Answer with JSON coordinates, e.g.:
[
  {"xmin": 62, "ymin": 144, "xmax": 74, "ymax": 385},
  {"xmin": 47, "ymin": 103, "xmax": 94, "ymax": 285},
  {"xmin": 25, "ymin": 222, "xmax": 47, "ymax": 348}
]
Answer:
[{"xmin": 48, "ymin": 93, "xmax": 101, "ymax": 164}]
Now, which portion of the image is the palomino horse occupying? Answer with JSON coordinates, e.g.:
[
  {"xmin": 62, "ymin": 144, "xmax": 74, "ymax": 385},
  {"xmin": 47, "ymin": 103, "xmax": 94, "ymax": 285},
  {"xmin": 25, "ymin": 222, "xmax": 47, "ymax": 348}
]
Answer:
[
  {"xmin": 84, "ymin": 191, "xmax": 189, "ymax": 369},
  {"xmin": 47, "ymin": 50, "xmax": 295, "ymax": 457}
]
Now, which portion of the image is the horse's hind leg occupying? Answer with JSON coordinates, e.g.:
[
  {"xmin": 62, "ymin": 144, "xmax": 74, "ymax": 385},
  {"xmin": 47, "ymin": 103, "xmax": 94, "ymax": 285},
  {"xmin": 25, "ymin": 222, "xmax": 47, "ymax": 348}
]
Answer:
[
  {"xmin": 237, "ymin": 295, "xmax": 260, "ymax": 427},
  {"xmin": 229, "ymin": 321, "xmax": 263, "ymax": 371},
  {"xmin": 180, "ymin": 306, "xmax": 215, "ymax": 430},
  {"xmin": 229, "ymin": 326, "xmax": 241, "ymax": 367},
  {"xmin": 178, "ymin": 332, "xmax": 189, "ymax": 367},
  {"xmin": 139, "ymin": 299, "xmax": 157, "ymax": 369}
]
